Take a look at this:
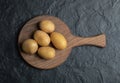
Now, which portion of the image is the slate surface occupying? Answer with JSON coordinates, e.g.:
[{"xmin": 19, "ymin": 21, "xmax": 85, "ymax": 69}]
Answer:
[{"xmin": 0, "ymin": 0, "xmax": 120, "ymax": 83}]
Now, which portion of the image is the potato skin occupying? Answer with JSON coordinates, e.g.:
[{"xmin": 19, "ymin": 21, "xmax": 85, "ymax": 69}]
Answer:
[
  {"xmin": 38, "ymin": 47, "xmax": 55, "ymax": 60},
  {"xmin": 34, "ymin": 30, "xmax": 50, "ymax": 46},
  {"xmin": 50, "ymin": 32, "xmax": 67, "ymax": 50},
  {"xmin": 39, "ymin": 20, "xmax": 55, "ymax": 33},
  {"xmin": 22, "ymin": 39, "xmax": 38, "ymax": 54}
]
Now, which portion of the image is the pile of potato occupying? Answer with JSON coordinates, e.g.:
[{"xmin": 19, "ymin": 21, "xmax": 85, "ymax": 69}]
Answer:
[{"xmin": 22, "ymin": 20, "xmax": 67, "ymax": 60}]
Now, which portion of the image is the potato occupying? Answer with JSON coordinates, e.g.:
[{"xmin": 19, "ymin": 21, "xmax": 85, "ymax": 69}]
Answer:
[
  {"xmin": 50, "ymin": 32, "xmax": 67, "ymax": 50},
  {"xmin": 38, "ymin": 47, "xmax": 55, "ymax": 60},
  {"xmin": 22, "ymin": 39, "xmax": 38, "ymax": 54},
  {"xmin": 34, "ymin": 30, "xmax": 50, "ymax": 46},
  {"xmin": 39, "ymin": 20, "xmax": 55, "ymax": 33}
]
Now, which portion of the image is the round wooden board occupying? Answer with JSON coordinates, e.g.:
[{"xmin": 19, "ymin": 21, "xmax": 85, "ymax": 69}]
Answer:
[{"xmin": 18, "ymin": 16, "xmax": 73, "ymax": 69}]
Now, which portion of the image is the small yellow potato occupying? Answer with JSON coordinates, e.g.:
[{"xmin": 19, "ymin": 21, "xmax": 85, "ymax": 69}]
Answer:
[
  {"xmin": 39, "ymin": 20, "xmax": 55, "ymax": 33},
  {"xmin": 38, "ymin": 47, "xmax": 55, "ymax": 60},
  {"xmin": 34, "ymin": 30, "xmax": 50, "ymax": 46},
  {"xmin": 22, "ymin": 39, "xmax": 38, "ymax": 54},
  {"xmin": 50, "ymin": 32, "xmax": 67, "ymax": 50}
]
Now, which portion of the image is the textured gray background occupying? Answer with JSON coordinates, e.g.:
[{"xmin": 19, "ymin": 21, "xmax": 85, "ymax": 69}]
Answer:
[{"xmin": 0, "ymin": 0, "xmax": 120, "ymax": 83}]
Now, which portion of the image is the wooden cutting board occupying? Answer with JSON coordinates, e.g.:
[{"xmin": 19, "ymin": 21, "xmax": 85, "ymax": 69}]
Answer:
[{"xmin": 18, "ymin": 16, "xmax": 106, "ymax": 69}]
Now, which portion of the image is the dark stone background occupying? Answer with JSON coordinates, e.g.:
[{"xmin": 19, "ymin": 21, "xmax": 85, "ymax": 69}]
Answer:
[{"xmin": 0, "ymin": 0, "xmax": 120, "ymax": 83}]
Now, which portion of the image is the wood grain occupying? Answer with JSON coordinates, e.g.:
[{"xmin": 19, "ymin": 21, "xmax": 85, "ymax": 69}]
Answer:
[{"xmin": 18, "ymin": 16, "xmax": 106, "ymax": 69}]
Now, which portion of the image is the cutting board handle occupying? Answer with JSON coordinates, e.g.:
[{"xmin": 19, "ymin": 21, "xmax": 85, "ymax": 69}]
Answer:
[{"xmin": 71, "ymin": 34, "xmax": 106, "ymax": 48}]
